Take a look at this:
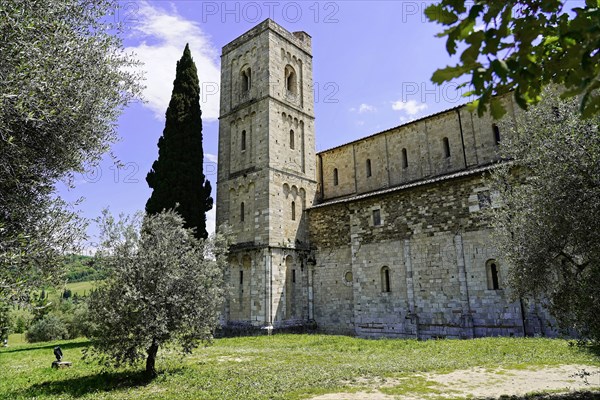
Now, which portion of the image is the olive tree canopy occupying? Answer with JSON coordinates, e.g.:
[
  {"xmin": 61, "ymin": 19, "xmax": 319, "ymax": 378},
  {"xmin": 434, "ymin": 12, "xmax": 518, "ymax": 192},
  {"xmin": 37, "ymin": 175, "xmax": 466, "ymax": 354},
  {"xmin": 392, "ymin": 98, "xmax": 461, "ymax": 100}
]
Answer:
[
  {"xmin": 87, "ymin": 210, "xmax": 228, "ymax": 377},
  {"xmin": 491, "ymin": 88, "xmax": 600, "ymax": 340},
  {"xmin": 0, "ymin": 0, "xmax": 143, "ymax": 305}
]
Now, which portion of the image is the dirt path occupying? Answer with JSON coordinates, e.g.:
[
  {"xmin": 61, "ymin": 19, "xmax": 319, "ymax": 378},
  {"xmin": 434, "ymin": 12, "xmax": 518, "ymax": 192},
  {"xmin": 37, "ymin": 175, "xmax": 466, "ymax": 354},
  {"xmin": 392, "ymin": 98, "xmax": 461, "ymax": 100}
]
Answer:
[{"xmin": 309, "ymin": 364, "xmax": 600, "ymax": 399}]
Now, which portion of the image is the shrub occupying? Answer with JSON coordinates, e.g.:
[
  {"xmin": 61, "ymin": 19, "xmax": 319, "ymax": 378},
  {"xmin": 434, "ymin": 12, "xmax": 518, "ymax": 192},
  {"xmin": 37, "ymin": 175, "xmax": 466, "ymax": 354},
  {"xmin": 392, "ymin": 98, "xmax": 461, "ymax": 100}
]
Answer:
[{"xmin": 26, "ymin": 315, "xmax": 69, "ymax": 343}]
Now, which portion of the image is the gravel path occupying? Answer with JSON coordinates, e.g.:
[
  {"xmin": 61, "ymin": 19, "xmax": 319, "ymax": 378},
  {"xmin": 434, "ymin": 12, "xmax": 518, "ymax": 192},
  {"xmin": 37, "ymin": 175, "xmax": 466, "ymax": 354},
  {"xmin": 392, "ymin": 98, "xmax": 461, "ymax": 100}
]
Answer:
[{"xmin": 309, "ymin": 364, "xmax": 600, "ymax": 399}]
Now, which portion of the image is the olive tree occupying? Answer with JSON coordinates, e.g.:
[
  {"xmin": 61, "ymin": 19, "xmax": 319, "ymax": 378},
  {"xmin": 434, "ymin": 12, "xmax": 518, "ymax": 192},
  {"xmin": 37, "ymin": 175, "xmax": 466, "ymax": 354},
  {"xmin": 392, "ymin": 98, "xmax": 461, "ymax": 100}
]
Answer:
[
  {"xmin": 0, "ymin": 0, "xmax": 143, "ymax": 309},
  {"xmin": 86, "ymin": 210, "xmax": 228, "ymax": 377},
  {"xmin": 490, "ymin": 88, "xmax": 600, "ymax": 340}
]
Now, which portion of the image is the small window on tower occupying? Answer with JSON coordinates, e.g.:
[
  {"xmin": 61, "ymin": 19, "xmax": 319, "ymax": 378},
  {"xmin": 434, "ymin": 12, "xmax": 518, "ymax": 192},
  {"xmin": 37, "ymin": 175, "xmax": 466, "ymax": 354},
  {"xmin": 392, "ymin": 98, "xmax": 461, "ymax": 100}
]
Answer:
[
  {"xmin": 366, "ymin": 159, "xmax": 372, "ymax": 177},
  {"xmin": 241, "ymin": 68, "xmax": 251, "ymax": 92},
  {"xmin": 285, "ymin": 65, "xmax": 297, "ymax": 95},
  {"xmin": 241, "ymin": 130, "xmax": 246, "ymax": 151},
  {"xmin": 333, "ymin": 168, "xmax": 339, "ymax": 186},
  {"xmin": 291, "ymin": 201, "xmax": 296, "ymax": 221},
  {"xmin": 290, "ymin": 129, "xmax": 295, "ymax": 149},
  {"xmin": 239, "ymin": 270, "xmax": 244, "ymax": 285},
  {"xmin": 240, "ymin": 202, "xmax": 245, "ymax": 222}
]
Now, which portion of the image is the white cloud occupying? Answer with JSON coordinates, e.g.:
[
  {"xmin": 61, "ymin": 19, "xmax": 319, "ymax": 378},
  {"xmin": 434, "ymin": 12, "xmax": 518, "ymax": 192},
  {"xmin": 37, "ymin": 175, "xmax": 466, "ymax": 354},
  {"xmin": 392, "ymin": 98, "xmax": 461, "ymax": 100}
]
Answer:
[
  {"xmin": 206, "ymin": 207, "xmax": 216, "ymax": 235},
  {"xmin": 358, "ymin": 103, "xmax": 376, "ymax": 113},
  {"xmin": 350, "ymin": 103, "xmax": 376, "ymax": 113},
  {"xmin": 391, "ymin": 99, "xmax": 428, "ymax": 116},
  {"xmin": 204, "ymin": 153, "xmax": 218, "ymax": 163},
  {"xmin": 126, "ymin": 2, "xmax": 220, "ymax": 120}
]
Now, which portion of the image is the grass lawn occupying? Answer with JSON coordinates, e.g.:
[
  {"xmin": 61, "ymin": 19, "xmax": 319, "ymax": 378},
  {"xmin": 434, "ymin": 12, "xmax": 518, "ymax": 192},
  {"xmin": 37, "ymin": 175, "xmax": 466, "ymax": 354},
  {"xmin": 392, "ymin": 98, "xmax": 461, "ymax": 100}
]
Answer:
[
  {"xmin": 64, "ymin": 280, "xmax": 97, "ymax": 297},
  {"xmin": 0, "ymin": 335, "xmax": 599, "ymax": 400},
  {"xmin": 39, "ymin": 280, "xmax": 99, "ymax": 302}
]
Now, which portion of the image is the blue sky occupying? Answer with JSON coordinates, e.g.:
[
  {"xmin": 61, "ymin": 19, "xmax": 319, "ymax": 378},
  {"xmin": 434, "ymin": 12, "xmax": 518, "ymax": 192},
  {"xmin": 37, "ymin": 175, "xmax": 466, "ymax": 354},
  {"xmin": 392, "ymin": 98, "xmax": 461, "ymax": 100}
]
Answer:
[{"xmin": 57, "ymin": 0, "xmax": 477, "ymax": 251}]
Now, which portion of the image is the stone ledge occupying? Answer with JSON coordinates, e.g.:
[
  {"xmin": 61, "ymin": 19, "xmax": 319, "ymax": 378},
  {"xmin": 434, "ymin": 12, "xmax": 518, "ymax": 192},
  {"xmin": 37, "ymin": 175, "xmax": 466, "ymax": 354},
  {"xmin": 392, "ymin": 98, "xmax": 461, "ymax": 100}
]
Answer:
[{"xmin": 51, "ymin": 361, "xmax": 72, "ymax": 369}]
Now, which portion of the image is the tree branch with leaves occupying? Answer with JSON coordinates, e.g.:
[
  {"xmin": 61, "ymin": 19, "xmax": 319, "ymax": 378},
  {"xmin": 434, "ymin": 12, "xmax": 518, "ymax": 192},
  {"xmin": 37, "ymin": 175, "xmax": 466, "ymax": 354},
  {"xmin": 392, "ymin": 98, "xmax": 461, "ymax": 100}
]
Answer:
[{"xmin": 426, "ymin": 0, "xmax": 600, "ymax": 118}]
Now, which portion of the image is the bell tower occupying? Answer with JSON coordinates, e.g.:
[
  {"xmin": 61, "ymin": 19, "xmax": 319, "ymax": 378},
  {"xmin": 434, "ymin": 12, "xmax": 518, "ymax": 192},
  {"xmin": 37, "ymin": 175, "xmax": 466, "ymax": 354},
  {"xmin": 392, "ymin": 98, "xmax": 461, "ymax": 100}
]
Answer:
[{"xmin": 216, "ymin": 19, "xmax": 317, "ymax": 328}]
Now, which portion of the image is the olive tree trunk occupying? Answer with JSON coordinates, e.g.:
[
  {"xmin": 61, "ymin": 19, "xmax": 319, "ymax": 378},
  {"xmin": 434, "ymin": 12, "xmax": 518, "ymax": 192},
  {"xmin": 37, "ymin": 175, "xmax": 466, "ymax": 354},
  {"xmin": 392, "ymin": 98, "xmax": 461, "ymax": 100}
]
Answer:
[{"xmin": 146, "ymin": 339, "xmax": 159, "ymax": 378}]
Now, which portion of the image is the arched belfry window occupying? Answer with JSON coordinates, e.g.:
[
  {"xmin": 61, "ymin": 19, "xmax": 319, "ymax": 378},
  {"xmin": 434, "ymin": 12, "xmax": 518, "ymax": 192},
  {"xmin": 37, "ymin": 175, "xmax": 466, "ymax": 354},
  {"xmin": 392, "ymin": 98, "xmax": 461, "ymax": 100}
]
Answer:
[
  {"xmin": 381, "ymin": 266, "xmax": 391, "ymax": 292},
  {"xmin": 333, "ymin": 168, "xmax": 339, "ymax": 186},
  {"xmin": 402, "ymin": 148, "xmax": 408, "ymax": 169},
  {"xmin": 443, "ymin": 137, "xmax": 451, "ymax": 158},
  {"xmin": 241, "ymin": 67, "xmax": 251, "ymax": 92},
  {"xmin": 492, "ymin": 124, "xmax": 501, "ymax": 145},
  {"xmin": 290, "ymin": 129, "xmax": 295, "ymax": 149},
  {"xmin": 486, "ymin": 259, "xmax": 500, "ymax": 290},
  {"xmin": 366, "ymin": 159, "xmax": 372, "ymax": 177},
  {"xmin": 291, "ymin": 201, "xmax": 296, "ymax": 221},
  {"xmin": 285, "ymin": 65, "xmax": 297, "ymax": 95},
  {"xmin": 241, "ymin": 130, "xmax": 246, "ymax": 151},
  {"xmin": 240, "ymin": 202, "xmax": 245, "ymax": 222}
]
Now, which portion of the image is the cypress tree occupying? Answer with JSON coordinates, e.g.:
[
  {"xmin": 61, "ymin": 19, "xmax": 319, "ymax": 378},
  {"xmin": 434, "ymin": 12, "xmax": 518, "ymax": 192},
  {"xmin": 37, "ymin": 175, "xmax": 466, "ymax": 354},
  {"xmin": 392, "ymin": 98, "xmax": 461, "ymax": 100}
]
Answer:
[{"xmin": 146, "ymin": 44, "xmax": 213, "ymax": 239}]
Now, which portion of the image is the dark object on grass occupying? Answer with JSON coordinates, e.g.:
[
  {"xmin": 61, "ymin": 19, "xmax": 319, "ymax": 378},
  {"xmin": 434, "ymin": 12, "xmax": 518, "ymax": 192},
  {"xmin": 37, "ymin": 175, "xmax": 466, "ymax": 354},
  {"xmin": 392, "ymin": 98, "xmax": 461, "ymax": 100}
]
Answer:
[
  {"xmin": 53, "ymin": 346, "xmax": 62, "ymax": 361},
  {"xmin": 51, "ymin": 346, "xmax": 72, "ymax": 368}
]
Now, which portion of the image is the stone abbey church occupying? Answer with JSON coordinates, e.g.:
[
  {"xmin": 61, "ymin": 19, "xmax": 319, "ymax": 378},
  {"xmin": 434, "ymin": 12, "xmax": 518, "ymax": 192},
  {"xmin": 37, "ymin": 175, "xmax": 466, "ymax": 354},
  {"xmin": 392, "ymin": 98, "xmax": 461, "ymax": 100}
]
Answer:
[{"xmin": 216, "ymin": 19, "xmax": 554, "ymax": 339}]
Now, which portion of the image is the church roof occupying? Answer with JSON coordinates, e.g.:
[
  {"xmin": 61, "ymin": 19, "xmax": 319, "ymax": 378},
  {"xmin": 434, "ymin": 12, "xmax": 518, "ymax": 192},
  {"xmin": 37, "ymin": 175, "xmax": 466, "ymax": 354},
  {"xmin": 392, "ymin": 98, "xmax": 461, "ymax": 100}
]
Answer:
[{"xmin": 308, "ymin": 162, "xmax": 505, "ymax": 209}]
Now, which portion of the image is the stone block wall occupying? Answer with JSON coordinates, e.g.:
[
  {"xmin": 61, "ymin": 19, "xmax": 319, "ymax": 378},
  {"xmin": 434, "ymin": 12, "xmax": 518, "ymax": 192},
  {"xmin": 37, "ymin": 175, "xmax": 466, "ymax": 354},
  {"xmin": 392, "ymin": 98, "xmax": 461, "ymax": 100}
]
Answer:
[
  {"xmin": 308, "ymin": 170, "xmax": 555, "ymax": 338},
  {"xmin": 308, "ymin": 203, "xmax": 355, "ymax": 334},
  {"xmin": 317, "ymin": 96, "xmax": 517, "ymax": 202}
]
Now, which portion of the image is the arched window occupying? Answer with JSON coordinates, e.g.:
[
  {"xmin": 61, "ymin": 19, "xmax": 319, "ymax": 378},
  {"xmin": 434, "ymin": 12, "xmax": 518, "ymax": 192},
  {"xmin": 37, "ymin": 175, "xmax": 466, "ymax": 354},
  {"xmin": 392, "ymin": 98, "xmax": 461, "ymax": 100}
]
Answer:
[
  {"xmin": 285, "ymin": 65, "xmax": 297, "ymax": 95},
  {"xmin": 291, "ymin": 201, "xmax": 296, "ymax": 221},
  {"xmin": 241, "ymin": 67, "xmax": 251, "ymax": 92},
  {"xmin": 333, "ymin": 168, "xmax": 339, "ymax": 186},
  {"xmin": 492, "ymin": 124, "xmax": 500, "ymax": 145},
  {"xmin": 241, "ymin": 130, "xmax": 246, "ymax": 151},
  {"xmin": 381, "ymin": 266, "xmax": 391, "ymax": 292},
  {"xmin": 240, "ymin": 202, "xmax": 245, "ymax": 222},
  {"xmin": 402, "ymin": 148, "xmax": 408, "ymax": 169},
  {"xmin": 366, "ymin": 159, "xmax": 372, "ymax": 177},
  {"xmin": 443, "ymin": 137, "xmax": 451, "ymax": 158},
  {"xmin": 289, "ymin": 129, "xmax": 295, "ymax": 149},
  {"xmin": 486, "ymin": 260, "xmax": 500, "ymax": 290}
]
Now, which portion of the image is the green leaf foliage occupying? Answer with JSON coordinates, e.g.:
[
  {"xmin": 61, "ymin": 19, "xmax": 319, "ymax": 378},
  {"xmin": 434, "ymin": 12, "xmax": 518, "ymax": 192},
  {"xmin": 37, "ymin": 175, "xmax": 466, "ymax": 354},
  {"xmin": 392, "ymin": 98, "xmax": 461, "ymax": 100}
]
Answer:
[
  {"xmin": 145, "ymin": 44, "xmax": 213, "ymax": 240},
  {"xmin": 86, "ymin": 210, "xmax": 229, "ymax": 376},
  {"xmin": 0, "ymin": 0, "xmax": 143, "ymax": 306},
  {"xmin": 426, "ymin": 0, "xmax": 600, "ymax": 118},
  {"xmin": 490, "ymin": 87, "xmax": 600, "ymax": 341}
]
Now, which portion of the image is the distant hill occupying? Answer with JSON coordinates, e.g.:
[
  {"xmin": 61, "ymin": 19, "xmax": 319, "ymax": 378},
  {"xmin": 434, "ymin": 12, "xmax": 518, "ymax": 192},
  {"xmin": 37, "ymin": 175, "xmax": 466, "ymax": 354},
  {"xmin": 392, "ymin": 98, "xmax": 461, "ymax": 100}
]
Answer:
[{"xmin": 63, "ymin": 255, "xmax": 106, "ymax": 283}]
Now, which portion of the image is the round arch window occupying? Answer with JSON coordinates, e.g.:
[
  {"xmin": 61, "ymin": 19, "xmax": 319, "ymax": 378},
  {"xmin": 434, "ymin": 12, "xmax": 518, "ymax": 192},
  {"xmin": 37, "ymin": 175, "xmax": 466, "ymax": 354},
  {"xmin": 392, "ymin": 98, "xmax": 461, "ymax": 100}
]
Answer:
[{"xmin": 344, "ymin": 271, "xmax": 353, "ymax": 285}]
